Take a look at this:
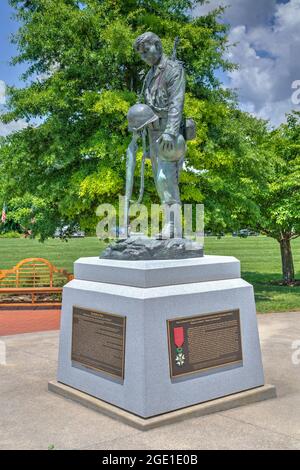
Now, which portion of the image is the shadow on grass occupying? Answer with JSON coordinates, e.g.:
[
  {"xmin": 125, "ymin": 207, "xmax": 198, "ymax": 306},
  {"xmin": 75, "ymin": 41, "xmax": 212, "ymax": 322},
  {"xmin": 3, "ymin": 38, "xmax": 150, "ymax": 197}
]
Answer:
[
  {"xmin": 242, "ymin": 271, "xmax": 300, "ymax": 312},
  {"xmin": 243, "ymin": 271, "xmax": 284, "ymax": 285},
  {"xmin": 243, "ymin": 271, "xmax": 300, "ymax": 291}
]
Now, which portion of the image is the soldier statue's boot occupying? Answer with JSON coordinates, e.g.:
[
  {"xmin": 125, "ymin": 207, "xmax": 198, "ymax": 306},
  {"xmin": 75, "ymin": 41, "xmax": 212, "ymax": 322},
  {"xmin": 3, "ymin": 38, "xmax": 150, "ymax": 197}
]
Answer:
[
  {"xmin": 154, "ymin": 204, "xmax": 182, "ymax": 240},
  {"xmin": 155, "ymin": 221, "xmax": 174, "ymax": 240}
]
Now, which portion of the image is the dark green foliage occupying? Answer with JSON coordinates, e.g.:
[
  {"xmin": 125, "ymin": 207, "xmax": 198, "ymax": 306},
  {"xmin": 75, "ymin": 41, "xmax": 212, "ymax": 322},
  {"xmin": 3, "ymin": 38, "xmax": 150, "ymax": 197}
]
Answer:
[{"xmin": 1, "ymin": 0, "xmax": 238, "ymax": 238}]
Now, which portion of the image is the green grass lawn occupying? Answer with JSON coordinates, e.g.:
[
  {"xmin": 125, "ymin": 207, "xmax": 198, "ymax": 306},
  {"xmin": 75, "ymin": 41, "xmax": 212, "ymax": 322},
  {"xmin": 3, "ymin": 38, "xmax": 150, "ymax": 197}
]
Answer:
[{"xmin": 0, "ymin": 236, "xmax": 299, "ymax": 313}]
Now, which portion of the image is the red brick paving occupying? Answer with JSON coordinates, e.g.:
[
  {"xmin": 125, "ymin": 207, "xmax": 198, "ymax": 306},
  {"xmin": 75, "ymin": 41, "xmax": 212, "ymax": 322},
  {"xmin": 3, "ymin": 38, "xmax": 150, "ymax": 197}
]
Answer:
[{"xmin": 0, "ymin": 308, "xmax": 61, "ymax": 336}]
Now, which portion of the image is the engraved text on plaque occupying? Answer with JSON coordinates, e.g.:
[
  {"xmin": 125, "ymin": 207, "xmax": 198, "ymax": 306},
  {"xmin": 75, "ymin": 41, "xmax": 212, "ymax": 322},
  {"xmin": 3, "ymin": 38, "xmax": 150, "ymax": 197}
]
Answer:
[
  {"xmin": 167, "ymin": 309, "xmax": 243, "ymax": 378},
  {"xmin": 72, "ymin": 306, "xmax": 126, "ymax": 380}
]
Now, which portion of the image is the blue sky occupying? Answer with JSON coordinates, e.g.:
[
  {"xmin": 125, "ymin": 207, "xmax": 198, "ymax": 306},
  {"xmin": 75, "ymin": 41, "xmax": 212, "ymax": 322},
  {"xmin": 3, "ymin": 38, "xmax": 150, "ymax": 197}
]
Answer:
[
  {"xmin": 1, "ymin": 0, "xmax": 300, "ymax": 135},
  {"xmin": 0, "ymin": 1, "xmax": 29, "ymax": 136},
  {"xmin": 0, "ymin": 1, "xmax": 26, "ymax": 87},
  {"xmin": 196, "ymin": 0, "xmax": 300, "ymax": 125}
]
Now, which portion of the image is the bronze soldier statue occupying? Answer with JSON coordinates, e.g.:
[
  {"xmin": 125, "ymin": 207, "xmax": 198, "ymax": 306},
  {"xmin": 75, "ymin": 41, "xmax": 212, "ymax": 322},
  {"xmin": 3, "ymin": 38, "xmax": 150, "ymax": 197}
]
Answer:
[
  {"xmin": 100, "ymin": 33, "xmax": 201, "ymax": 258},
  {"xmin": 134, "ymin": 32, "xmax": 186, "ymax": 208},
  {"xmin": 124, "ymin": 32, "xmax": 192, "ymax": 238}
]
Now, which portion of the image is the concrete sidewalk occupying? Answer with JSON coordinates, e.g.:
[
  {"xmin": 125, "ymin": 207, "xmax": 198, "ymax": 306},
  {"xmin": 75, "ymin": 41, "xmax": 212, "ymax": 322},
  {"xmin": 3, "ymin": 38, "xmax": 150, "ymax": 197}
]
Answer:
[{"xmin": 0, "ymin": 312, "xmax": 300, "ymax": 450}]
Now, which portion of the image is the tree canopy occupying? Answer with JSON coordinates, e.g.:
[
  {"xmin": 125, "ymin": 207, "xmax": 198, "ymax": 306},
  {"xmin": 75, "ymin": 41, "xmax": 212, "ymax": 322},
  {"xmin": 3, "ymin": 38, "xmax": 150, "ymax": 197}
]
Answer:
[
  {"xmin": 252, "ymin": 111, "xmax": 300, "ymax": 282},
  {"xmin": 1, "ymin": 0, "xmax": 245, "ymax": 238}
]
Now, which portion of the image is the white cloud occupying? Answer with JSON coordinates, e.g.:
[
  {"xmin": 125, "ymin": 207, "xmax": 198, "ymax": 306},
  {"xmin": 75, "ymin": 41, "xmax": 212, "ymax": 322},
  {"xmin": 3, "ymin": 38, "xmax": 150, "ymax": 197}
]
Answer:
[
  {"xmin": 256, "ymin": 99, "xmax": 295, "ymax": 127},
  {"xmin": 195, "ymin": 0, "xmax": 277, "ymax": 27},
  {"xmin": 0, "ymin": 80, "xmax": 6, "ymax": 105},
  {"xmin": 195, "ymin": 0, "xmax": 300, "ymax": 126},
  {"xmin": 239, "ymin": 97, "xmax": 294, "ymax": 128},
  {"xmin": 0, "ymin": 79, "xmax": 28, "ymax": 136},
  {"xmin": 0, "ymin": 120, "xmax": 28, "ymax": 137}
]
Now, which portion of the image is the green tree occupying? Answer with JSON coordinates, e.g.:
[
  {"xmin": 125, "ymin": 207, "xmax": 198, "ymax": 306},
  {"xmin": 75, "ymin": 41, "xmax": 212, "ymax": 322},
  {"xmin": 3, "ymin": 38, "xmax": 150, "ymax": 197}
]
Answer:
[
  {"xmin": 6, "ymin": 194, "xmax": 63, "ymax": 239},
  {"xmin": 181, "ymin": 99, "xmax": 271, "ymax": 235},
  {"xmin": 253, "ymin": 112, "xmax": 300, "ymax": 284},
  {"xmin": 0, "ymin": 0, "xmax": 236, "ymax": 238}
]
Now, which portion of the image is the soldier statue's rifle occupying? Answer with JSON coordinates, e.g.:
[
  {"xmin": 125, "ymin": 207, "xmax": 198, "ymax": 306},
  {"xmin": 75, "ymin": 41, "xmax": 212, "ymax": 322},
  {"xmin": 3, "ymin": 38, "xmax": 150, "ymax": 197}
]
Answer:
[{"xmin": 171, "ymin": 36, "xmax": 180, "ymax": 61}]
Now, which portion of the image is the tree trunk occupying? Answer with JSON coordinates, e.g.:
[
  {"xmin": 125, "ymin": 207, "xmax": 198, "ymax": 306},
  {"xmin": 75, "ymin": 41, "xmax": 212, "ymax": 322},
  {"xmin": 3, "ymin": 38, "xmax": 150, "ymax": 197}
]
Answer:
[{"xmin": 279, "ymin": 237, "xmax": 295, "ymax": 283}]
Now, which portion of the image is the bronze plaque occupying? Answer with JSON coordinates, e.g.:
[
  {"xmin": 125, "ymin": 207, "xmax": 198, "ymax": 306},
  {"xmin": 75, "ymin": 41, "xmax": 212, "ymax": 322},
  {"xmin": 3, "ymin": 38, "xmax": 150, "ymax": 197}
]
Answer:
[
  {"xmin": 167, "ymin": 309, "xmax": 243, "ymax": 378},
  {"xmin": 71, "ymin": 306, "xmax": 126, "ymax": 380}
]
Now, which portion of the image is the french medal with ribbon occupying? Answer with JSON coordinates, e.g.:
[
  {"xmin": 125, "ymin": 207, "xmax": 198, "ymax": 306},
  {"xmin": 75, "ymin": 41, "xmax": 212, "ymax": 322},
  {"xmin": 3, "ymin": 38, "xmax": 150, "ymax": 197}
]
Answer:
[{"xmin": 174, "ymin": 326, "xmax": 185, "ymax": 367}]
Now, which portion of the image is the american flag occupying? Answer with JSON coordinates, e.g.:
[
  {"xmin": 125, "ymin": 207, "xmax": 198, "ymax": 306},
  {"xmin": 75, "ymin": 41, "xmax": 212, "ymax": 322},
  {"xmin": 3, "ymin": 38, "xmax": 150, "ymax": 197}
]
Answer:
[{"xmin": 1, "ymin": 204, "xmax": 7, "ymax": 224}]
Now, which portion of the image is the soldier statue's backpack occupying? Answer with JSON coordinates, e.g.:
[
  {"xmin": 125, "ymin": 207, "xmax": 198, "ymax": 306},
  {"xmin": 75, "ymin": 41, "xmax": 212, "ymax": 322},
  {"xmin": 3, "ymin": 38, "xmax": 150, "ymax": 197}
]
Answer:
[{"xmin": 181, "ymin": 117, "xmax": 197, "ymax": 141}]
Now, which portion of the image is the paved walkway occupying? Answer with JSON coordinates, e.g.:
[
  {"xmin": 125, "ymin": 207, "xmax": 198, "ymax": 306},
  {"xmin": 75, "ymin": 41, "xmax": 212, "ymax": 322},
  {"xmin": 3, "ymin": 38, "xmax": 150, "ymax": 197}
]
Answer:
[
  {"xmin": 0, "ymin": 308, "xmax": 61, "ymax": 336},
  {"xmin": 0, "ymin": 312, "xmax": 300, "ymax": 450}
]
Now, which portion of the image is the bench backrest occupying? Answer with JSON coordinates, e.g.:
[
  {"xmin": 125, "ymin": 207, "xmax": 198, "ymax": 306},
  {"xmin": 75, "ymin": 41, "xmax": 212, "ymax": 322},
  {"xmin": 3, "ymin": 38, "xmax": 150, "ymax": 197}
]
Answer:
[{"xmin": 0, "ymin": 258, "xmax": 73, "ymax": 288}]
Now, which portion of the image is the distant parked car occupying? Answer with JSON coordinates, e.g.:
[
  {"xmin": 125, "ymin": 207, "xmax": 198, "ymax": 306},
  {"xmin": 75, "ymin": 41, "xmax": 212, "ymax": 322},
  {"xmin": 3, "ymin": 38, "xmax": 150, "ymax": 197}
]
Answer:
[
  {"xmin": 205, "ymin": 231, "xmax": 224, "ymax": 238},
  {"xmin": 54, "ymin": 226, "xmax": 85, "ymax": 238},
  {"xmin": 70, "ymin": 230, "xmax": 85, "ymax": 238},
  {"xmin": 237, "ymin": 229, "xmax": 259, "ymax": 238},
  {"xmin": 249, "ymin": 230, "xmax": 260, "ymax": 236},
  {"xmin": 238, "ymin": 229, "xmax": 250, "ymax": 238}
]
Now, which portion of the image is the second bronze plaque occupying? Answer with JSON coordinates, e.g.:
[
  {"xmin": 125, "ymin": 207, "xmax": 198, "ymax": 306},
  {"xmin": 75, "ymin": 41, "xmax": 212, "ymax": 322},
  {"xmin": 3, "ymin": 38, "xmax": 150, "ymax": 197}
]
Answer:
[{"xmin": 167, "ymin": 309, "xmax": 243, "ymax": 378}]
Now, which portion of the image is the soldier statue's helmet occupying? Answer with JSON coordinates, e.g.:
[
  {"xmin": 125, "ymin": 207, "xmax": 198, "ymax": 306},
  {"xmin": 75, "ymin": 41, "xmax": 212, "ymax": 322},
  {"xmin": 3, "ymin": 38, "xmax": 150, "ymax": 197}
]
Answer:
[
  {"xmin": 127, "ymin": 103, "xmax": 158, "ymax": 132},
  {"xmin": 158, "ymin": 134, "xmax": 187, "ymax": 162}
]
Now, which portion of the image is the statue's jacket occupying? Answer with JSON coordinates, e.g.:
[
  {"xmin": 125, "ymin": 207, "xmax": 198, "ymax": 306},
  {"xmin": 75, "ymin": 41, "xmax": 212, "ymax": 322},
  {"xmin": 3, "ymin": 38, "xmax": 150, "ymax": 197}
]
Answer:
[{"xmin": 144, "ymin": 54, "xmax": 185, "ymax": 137}]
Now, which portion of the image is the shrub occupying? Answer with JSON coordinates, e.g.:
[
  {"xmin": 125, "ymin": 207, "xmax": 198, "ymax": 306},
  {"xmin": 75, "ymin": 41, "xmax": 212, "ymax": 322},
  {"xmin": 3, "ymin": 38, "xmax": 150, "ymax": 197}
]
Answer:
[{"xmin": 0, "ymin": 231, "xmax": 22, "ymax": 239}]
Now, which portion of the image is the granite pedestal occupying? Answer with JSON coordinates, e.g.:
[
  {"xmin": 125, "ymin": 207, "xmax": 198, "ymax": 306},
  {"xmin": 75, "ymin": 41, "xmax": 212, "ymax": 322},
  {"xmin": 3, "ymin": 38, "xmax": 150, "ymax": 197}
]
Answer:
[{"xmin": 51, "ymin": 255, "xmax": 275, "ymax": 424}]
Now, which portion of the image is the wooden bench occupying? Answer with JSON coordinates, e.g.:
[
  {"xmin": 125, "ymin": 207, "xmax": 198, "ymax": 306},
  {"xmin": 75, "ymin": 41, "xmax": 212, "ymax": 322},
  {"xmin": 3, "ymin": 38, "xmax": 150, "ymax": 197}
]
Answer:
[{"xmin": 0, "ymin": 258, "xmax": 73, "ymax": 307}]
